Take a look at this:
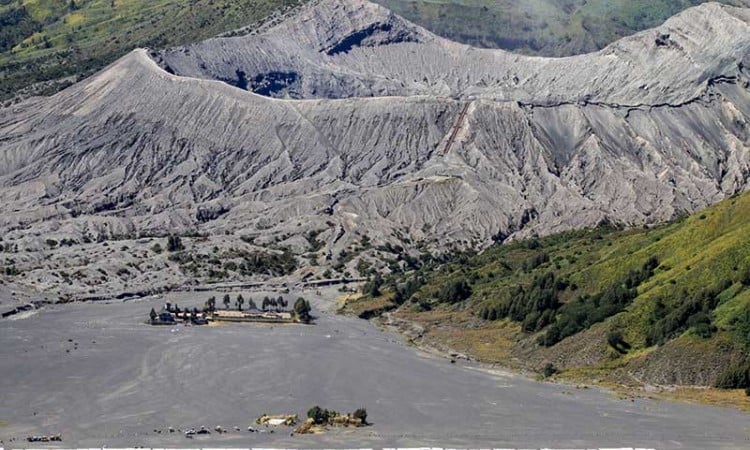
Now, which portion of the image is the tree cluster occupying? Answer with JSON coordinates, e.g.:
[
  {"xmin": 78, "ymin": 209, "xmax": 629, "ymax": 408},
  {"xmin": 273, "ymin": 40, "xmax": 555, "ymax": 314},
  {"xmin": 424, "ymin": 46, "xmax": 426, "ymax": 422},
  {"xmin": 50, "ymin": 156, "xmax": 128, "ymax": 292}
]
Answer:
[
  {"xmin": 294, "ymin": 297, "xmax": 312, "ymax": 323},
  {"xmin": 477, "ymin": 257, "xmax": 659, "ymax": 348},
  {"xmin": 235, "ymin": 250, "xmax": 297, "ymax": 277},
  {"xmin": 478, "ymin": 271, "xmax": 565, "ymax": 330},
  {"xmin": 362, "ymin": 273, "xmax": 383, "ymax": 297},
  {"xmin": 306, "ymin": 406, "xmax": 367, "ymax": 425},
  {"xmin": 391, "ymin": 274, "xmax": 424, "ymax": 305},
  {"xmin": 306, "ymin": 406, "xmax": 334, "ymax": 425},
  {"xmin": 539, "ymin": 281, "xmax": 638, "ymax": 346},
  {"xmin": 646, "ymin": 286, "xmax": 721, "ymax": 346},
  {"xmin": 436, "ymin": 279, "xmax": 472, "ymax": 304},
  {"xmin": 261, "ymin": 296, "xmax": 288, "ymax": 311},
  {"xmin": 539, "ymin": 256, "xmax": 659, "ymax": 346}
]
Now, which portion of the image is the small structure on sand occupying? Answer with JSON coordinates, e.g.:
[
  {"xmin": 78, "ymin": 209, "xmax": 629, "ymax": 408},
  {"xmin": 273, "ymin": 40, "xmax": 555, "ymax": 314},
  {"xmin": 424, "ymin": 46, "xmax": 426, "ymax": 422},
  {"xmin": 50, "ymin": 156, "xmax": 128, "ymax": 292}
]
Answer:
[
  {"xmin": 147, "ymin": 296, "xmax": 306, "ymax": 326},
  {"xmin": 26, "ymin": 434, "xmax": 61, "ymax": 442},
  {"xmin": 212, "ymin": 309, "xmax": 294, "ymax": 323},
  {"xmin": 148, "ymin": 303, "xmax": 208, "ymax": 326},
  {"xmin": 293, "ymin": 406, "xmax": 368, "ymax": 435},
  {"xmin": 148, "ymin": 307, "xmax": 176, "ymax": 325},
  {"xmin": 256, "ymin": 414, "xmax": 298, "ymax": 426}
]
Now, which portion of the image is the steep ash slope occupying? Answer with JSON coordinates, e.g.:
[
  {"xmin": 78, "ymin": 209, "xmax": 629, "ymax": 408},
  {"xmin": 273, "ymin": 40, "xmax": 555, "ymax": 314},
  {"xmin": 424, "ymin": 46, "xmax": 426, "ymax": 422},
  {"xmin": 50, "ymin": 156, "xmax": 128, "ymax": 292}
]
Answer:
[
  {"xmin": 3, "ymin": 48, "xmax": 750, "ymax": 246},
  {"xmin": 0, "ymin": 0, "xmax": 750, "ymax": 297}
]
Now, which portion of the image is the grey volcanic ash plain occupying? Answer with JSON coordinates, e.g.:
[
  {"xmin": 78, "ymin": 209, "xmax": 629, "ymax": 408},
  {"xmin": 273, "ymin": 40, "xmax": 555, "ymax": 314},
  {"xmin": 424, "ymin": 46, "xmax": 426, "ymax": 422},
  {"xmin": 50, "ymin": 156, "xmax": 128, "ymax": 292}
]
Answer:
[
  {"xmin": 1, "ymin": 0, "xmax": 750, "ymax": 297},
  {"xmin": 1, "ymin": 287, "xmax": 750, "ymax": 449}
]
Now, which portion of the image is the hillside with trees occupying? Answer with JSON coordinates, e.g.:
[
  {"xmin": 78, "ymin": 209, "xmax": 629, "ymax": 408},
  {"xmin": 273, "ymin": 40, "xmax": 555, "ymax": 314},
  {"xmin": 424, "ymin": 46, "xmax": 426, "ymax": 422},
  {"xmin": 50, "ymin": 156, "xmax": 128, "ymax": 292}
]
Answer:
[{"xmin": 353, "ymin": 191, "xmax": 750, "ymax": 397}]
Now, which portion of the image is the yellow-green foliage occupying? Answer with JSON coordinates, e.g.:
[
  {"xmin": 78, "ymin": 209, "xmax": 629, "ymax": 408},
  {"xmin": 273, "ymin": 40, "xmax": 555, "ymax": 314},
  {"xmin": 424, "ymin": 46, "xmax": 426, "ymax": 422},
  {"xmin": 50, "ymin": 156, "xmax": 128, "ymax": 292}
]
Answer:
[{"xmin": 22, "ymin": 0, "xmax": 71, "ymax": 23}]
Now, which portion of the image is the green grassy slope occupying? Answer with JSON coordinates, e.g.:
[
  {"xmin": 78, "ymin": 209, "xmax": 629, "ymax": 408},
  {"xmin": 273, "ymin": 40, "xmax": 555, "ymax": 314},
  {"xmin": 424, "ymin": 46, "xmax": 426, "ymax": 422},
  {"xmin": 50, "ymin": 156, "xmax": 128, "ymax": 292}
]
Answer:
[
  {"xmin": 0, "ymin": 0, "xmax": 303, "ymax": 100},
  {"xmin": 373, "ymin": 0, "xmax": 750, "ymax": 56},
  {"xmin": 358, "ymin": 191, "xmax": 750, "ymax": 389}
]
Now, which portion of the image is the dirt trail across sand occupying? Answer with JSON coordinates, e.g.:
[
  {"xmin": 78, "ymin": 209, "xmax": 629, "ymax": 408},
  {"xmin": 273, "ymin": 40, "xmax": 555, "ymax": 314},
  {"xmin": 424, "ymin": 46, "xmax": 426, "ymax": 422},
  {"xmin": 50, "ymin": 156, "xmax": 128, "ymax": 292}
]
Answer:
[{"xmin": 0, "ymin": 288, "xmax": 748, "ymax": 449}]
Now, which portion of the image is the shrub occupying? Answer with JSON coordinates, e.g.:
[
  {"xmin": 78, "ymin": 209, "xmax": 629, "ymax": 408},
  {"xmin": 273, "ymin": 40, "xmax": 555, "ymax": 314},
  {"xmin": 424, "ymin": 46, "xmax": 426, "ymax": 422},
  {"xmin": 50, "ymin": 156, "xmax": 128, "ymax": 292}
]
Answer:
[
  {"xmin": 715, "ymin": 359, "xmax": 750, "ymax": 389},
  {"xmin": 307, "ymin": 406, "xmax": 326, "ymax": 424},
  {"xmin": 692, "ymin": 321, "xmax": 717, "ymax": 339},
  {"xmin": 236, "ymin": 250, "xmax": 297, "ymax": 276},
  {"xmin": 522, "ymin": 252, "xmax": 549, "ymax": 271},
  {"xmin": 606, "ymin": 330, "xmax": 632, "ymax": 354},
  {"xmin": 730, "ymin": 310, "xmax": 750, "ymax": 347},
  {"xmin": 741, "ymin": 266, "xmax": 750, "ymax": 286},
  {"xmin": 392, "ymin": 275, "xmax": 424, "ymax": 305},
  {"xmin": 542, "ymin": 363, "xmax": 557, "ymax": 378},
  {"xmin": 607, "ymin": 331, "xmax": 624, "ymax": 349},
  {"xmin": 352, "ymin": 408, "xmax": 367, "ymax": 424},
  {"xmin": 167, "ymin": 235, "xmax": 183, "ymax": 252},
  {"xmin": 436, "ymin": 279, "xmax": 472, "ymax": 304},
  {"xmin": 505, "ymin": 272, "xmax": 561, "ymax": 323},
  {"xmin": 294, "ymin": 297, "xmax": 312, "ymax": 323},
  {"xmin": 538, "ymin": 325, "xmax": 561, "ymax": 346},
  {"xmin": 306, "ymin": 406, "xmax": 339, "ymax": 424},
  {"xmin": 362, "ymin": 273, "xmax": 383, "ymax": 297}
]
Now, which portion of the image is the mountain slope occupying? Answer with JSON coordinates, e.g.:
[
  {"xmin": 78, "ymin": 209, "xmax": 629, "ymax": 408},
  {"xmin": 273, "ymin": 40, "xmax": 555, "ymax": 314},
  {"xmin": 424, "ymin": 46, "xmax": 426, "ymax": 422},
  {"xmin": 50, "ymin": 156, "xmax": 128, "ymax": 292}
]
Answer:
[
  {"xmin": 373, "ymin": 0, "xmax": 750, "ymax": 57},
  {"xmin": 0, "ymin": 0, "xmax": 749, "ymax": 298},
  {"xmin": 352, "ymin": 191, "xmax": 750, "ymax": 390},
  {"xmin": 155, "ymin": 0, "xmax": 750, "ymax": 105}
]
